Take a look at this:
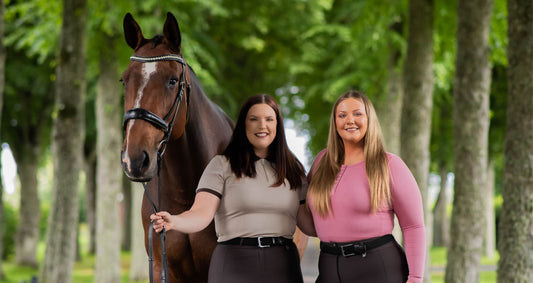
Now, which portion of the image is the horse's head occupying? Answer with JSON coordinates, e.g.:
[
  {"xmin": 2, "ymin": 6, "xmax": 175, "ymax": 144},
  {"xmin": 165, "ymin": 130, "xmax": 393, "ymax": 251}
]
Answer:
[{"xmin": 120, "ymin": 12, "xmax": 190, "ymax": 182}]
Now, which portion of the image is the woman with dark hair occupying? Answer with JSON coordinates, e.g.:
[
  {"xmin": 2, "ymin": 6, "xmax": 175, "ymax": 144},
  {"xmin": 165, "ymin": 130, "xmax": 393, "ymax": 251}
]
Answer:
[
  {"xmin": 307, "ymin": 90, "xmax": 425, "ymax": 283},
  {"xmin": 151, "ymin": 94, "xmax": 315, "ymax": 283}
]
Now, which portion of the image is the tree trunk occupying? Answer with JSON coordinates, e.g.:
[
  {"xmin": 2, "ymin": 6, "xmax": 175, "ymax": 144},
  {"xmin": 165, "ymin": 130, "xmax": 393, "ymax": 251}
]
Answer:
[
  {"xmin": 15, "ymin": 143, "xmax": 41, "ymax": 268},
  {"xmin": 0, "ymin": 0, "xmax": 6, "ymax": 278},
  {"xmin": 122, "ymin": 176, "xmax": 132, "ymax": 251},
  {"xmin": 130, "ymin": 183, "xmax": 148, "ymax": 281},
  {"xmin": 484, "ymin": 159, "xmax": 495, "ymax": 258},
  {"xmin": 94, "ymin": 33, "xmax": 122, "ymax": 283},
  {"xmin": 39, "ymin": 0, "xmax": 88, "ymax": 282},
  {"xmin": 497, "ymin": 0, "xmax": 533, "ymax": 281},
  {"xmin": 400, "ymin": 0, "xmax": 434, "ymax": 281},
  {"xmin": 379, "ymin": 21, "xmax": 403, "ymax": 156},
  {"xmin": 432, "ymin": 166, "xmax": 449, "ymax": 247},
  {"xmin": 85, "ymin": 153, "xmax": 96, "ymax": 254},
  {"xmin": 445, "ymin": 0, "xmax": 493, "ymax": 282}
]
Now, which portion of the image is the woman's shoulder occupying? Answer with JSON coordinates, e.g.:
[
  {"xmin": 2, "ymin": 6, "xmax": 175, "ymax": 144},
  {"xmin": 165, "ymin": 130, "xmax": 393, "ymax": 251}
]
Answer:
[
  {"xmin": 385, "ymin": 152, "xmax": 410, "ymax": 171},
  {"xmin": 316, "ymin": 148, "xmax": 327, "ymax": 161},
  {"xmin": 208, "ymin": 154, "xmax": 231, "ymax": 167}
]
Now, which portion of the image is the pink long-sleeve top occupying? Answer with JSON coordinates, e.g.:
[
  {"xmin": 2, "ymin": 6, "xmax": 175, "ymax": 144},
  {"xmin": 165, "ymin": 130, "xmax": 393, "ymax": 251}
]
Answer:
[{"xmin": 309, "ymin": 150, "xmax": 426, "ymax": 283}]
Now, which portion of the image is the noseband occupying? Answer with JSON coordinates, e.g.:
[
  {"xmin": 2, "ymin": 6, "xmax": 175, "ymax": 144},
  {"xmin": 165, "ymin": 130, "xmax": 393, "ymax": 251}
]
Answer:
[{"xmin": 123, "ymin": 54, "xmax": 191, "ymax": 283}]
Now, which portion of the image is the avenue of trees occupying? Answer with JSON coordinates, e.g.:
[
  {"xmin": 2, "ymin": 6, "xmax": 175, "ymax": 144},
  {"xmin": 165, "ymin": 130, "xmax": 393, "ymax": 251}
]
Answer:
[{"xmin": 0, "ymin": 0, "xmax": 531, "ymax": 282}]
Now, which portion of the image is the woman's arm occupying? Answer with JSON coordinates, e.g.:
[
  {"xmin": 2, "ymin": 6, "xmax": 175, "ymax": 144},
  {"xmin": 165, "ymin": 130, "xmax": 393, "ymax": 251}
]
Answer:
[
  {"xmin": 151, "ymin": 191, "xmax": 220, "ymax": 234},
  {"xmin": 296, "ymin": 204, "xmax": 317, "ymax": 237}
]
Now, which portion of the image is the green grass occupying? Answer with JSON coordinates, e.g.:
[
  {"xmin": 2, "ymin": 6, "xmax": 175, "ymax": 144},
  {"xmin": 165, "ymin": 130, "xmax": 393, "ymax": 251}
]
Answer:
[
  {"xmin": 1, "ymin": 252, "xmax": 147, "ymax": 283},
  {"xmin": 1, "ymin": 239, "xmax": 497, "ymax": 282},
  {"xmin": 429, "ymin": 246, "xmax": 498, "ymax": 283}
]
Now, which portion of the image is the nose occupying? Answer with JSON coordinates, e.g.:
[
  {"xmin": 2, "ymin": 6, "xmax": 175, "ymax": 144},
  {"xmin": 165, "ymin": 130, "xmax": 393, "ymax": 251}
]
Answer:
[
  {"xmin": 121, "ymin": 150, "xmax": 154, "ymax": 181},
  {"xmin": 346, "ymin": 114, "xmax": 355, "ymax": 124}
]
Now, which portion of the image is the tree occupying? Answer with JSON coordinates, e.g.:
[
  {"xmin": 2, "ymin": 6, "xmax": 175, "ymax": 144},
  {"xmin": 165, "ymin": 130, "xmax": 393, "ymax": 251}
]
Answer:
[
  {"xmin": 0, "ymin": 0, "xmax": 5, "ymax": 278},
  {"xmin": 445, "ymin": 0, "xmax": 494, "ymax": 282},
  {"xmin": 400, "ymin": 0, "xmax": 434, "ymax": 281},
  {"xmin": 129, "ymin": 183, "xmax": 148, "ymax": 281},
  {"xmin": 497, "ymin": 0, "xmax": 533, "ymax": 281},
  {"xmin": 2, "ymin": 50, "xmax": 55, "ymax": 268},
  {"xmin": 93, "ymin": 31, "xmax": 122, "ymax": 283},
  {"xmin": 39, "ymin": 0, "xmax": 88, "ymax": 281},
  {"xmin": 3, "ymin": 0, "xmax": 61, "ymax": 269}
]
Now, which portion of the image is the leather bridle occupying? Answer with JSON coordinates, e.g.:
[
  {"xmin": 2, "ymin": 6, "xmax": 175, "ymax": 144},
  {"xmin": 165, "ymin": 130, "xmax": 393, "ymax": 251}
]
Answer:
[{"xmin": 123, "ymin": 54, "xmax": 191, "ymax": 283}]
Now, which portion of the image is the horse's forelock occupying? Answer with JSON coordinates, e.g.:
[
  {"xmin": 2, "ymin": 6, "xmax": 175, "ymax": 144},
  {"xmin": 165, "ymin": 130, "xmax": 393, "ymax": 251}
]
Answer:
[{"xmin": 150, "ymin": 35, "xmax": 164, "ymax": 48}]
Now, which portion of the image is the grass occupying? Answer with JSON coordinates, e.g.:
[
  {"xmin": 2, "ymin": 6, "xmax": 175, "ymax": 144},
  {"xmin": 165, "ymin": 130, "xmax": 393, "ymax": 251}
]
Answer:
[
  {"xmin": 1, "ymin": 252, "xmax": 148, "ymax": 283},
  {"xmin": 429, "ymin": 246, "xmax": 498, "ymax": 283},
  {"xmin": 1, "ymin": 247, "xmax": 498, "ymax": 283}
]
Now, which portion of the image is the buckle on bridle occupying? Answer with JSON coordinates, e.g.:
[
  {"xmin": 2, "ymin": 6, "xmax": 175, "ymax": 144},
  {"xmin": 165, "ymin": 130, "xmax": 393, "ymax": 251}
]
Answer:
[{"xmin": 257, "ymin": 237, "xmax": 271, "ymax": 248}]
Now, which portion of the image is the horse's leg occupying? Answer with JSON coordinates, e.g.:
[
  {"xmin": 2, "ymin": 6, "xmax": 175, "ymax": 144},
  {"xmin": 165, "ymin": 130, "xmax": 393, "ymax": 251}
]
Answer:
[{"xmin": 293, "ymin": 227, "xmax": 309, "ymax": 260}]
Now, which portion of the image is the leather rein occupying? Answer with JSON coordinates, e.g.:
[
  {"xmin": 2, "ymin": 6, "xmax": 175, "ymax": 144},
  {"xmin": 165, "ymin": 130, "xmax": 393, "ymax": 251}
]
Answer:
[{"xmin": 123, "ymin": 54, "xmax": 191, "ymax": 283}]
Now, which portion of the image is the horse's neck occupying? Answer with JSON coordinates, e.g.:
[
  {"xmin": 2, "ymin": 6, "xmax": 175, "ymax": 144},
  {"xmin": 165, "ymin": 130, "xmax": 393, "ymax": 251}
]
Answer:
[{"xmin": 156, "ymin": 82, "xmax": 233, "ymax": 210}]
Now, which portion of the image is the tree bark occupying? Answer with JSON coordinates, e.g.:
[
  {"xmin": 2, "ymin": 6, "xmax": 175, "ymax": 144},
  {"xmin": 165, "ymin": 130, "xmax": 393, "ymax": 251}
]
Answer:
[
  {"xmin": 39, "ymin": 0, "xmax": 88, "ymax": 282},
  {"xmin": 122, "ymin": 176, "xmax": 132, "ymax": 251},
  {"xmin": 85, "ymin": 153, "xmax": 96, "ymax": 254},
  {"xmin": 432, "ymin": 166, "xmax": 449, "ymax": 247},
  {"xmin": 445, "ymin": 0, "xmax": 493, "ymax": 282},
  {"xmin": 380, "ymin": 21, "xmax": 404, "ymax": 156},
  {"xmin": 497, "ymin": 0, "xmax": 533, "ymax": 281},
  {"xmin": 15, "ymin": 143, "xmax": 41, "ymax": 268},
  {"xmin": 484, "ymin": 159, "xmax": 495, "ymax": 258},
  {"xmin": 400, "ymin": 0, "xmax": 434, "ymax": 281},
  {"xmin": 94, "ymin": 33, "xmax": 122, "ymax": 283},
  {"xmin": 130, "ymin": 183, "xmax": 148, "ymax": 281}
]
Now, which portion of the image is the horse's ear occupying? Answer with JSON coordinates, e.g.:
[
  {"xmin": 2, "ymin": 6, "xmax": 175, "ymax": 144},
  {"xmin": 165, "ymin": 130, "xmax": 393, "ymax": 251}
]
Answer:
[
  {"xmin": 163, "ymin": 12, "xmax": 182, "ymax": 53},
  {"xmin": 123, "ymin": 13, "xmax": 145, "ymax": 50}
]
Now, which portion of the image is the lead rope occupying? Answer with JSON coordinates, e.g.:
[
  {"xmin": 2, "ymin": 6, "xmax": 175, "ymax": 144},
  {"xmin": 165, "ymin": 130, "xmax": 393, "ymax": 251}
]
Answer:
[{"xmin": 144, "ymin": 152, "xmax": 169, "ymax": 283}]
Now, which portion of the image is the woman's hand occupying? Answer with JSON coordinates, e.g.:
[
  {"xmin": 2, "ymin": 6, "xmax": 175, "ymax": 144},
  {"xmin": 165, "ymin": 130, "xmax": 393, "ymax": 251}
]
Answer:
[{"xmin": 150, "ymin": 211, "xmax": 174, "ymax": 233}]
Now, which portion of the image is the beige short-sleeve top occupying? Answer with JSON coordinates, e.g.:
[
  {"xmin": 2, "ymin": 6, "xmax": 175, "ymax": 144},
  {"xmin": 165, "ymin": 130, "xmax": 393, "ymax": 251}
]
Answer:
[{"xmin": 196, "ymin": 155, "xmax": 306, "ymax": 242}]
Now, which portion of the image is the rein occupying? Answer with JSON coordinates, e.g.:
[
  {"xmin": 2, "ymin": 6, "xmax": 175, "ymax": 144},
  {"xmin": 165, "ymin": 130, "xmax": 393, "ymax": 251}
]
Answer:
[{"xmin": 123, "ymin": 54, "xmax": 191, "ymax": 283}]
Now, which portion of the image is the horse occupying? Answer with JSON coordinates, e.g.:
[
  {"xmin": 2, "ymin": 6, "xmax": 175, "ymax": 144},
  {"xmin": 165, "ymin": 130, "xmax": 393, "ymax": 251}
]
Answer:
[{"xmin": 120, "ymin": 12, "xmax": 234, "ymax": 283}]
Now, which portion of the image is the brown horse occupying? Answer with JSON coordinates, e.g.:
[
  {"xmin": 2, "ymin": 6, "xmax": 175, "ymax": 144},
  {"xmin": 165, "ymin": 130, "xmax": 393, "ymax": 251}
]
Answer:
[{"xmin": 120, "ymin": 12, "xmax": 234, "ymax": 283}]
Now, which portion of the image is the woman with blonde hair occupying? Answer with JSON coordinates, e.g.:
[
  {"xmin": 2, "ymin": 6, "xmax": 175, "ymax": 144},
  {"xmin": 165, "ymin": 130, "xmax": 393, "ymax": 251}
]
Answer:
[{"xmin": 308, "ymin": 90, "xmax": 425, "ymax": 283}]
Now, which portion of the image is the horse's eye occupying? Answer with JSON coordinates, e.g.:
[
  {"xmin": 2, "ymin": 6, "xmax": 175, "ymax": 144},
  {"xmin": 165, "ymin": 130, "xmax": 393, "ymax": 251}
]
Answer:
[{"xmin": 168, "ymin": 78, "xmax": 178, "ymax": 87}]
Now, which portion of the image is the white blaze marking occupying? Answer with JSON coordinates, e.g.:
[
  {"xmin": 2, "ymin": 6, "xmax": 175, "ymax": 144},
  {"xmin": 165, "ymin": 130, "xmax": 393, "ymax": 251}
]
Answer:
[{"xmin": 123, "ymin": 62, "xmax": 159, "ymax": 171}]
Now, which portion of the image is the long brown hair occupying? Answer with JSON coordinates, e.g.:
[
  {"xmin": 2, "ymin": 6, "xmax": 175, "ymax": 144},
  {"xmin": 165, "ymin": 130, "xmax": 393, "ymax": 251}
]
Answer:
[
  {"xmin": 224, "ymin": 94, "xmax": 305, "ymax": 189},
  {"xmin": 308, "ymin": 90, "xmax": 390, "ymax": 216}
]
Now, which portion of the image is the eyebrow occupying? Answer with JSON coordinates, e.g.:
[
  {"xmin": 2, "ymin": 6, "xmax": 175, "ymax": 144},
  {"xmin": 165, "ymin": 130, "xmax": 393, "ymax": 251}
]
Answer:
[{"xmin": 337, "ymin": 109, "xmax": 362, "ymax": 113}]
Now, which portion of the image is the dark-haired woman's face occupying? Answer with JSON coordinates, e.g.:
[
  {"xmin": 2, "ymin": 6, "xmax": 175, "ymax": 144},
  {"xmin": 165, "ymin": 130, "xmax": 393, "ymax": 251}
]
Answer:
[{"xmin": 245, "ymin": 103, "xmax": 277, "ymax": 158}]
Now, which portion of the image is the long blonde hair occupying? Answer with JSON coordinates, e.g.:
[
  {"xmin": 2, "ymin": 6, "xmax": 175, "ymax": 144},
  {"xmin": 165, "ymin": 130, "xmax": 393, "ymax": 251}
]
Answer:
[{"xmin": 308, "ymin": 90, "xmax": 390, "ymax": 216}]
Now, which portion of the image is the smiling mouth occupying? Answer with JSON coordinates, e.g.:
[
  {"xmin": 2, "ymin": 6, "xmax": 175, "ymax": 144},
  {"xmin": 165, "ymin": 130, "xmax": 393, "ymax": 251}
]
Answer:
[
  {"xmin": 255, "ymin": 133, "xmax": 268, "ymax": 137},
  {"xmin": 345, "ymin": 127, "xmax": 359, "ymax": 132}
]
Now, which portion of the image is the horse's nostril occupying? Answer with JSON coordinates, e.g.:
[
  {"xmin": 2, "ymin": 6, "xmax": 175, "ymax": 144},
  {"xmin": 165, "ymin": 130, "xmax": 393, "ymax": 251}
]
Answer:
[{"xmin": 142, "ymin": 151, "xmax": 150, "ymax": 170}]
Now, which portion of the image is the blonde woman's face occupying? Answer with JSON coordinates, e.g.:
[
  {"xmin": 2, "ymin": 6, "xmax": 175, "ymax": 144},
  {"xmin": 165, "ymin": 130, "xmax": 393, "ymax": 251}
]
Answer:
[{"xmin": 335, "ymin": 98, "xmax": 368, "ymax": 147}]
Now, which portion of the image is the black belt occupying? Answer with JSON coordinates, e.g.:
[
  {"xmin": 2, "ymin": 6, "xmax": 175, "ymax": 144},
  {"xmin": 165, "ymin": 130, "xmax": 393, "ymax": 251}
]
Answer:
[
  {"xmin": 220, "ymin": 237, "xmax": 292, "ymax": 248},
  {"xmin": 320, "ymin": 234, "xmax": 394, "ymax": 257}
]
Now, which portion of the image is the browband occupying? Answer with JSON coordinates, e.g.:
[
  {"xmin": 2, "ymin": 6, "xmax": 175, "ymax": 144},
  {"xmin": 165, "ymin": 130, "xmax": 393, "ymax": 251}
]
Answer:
[{"xmin": 130, "ymin": 54, "xmax": 186, "ymax": 64}]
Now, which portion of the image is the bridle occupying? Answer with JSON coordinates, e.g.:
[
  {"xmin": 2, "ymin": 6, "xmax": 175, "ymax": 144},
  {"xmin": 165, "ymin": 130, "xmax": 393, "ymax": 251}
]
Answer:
[{"xmin": 123, "ymin": 53, "xmax": 191, "ymax": 283}]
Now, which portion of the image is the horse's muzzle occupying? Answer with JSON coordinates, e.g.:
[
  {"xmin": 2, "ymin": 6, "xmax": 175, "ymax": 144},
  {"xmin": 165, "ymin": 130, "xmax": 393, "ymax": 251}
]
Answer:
[{"xmin": 121, "ymin": 149, "xmax": 156, "ymax": 182}]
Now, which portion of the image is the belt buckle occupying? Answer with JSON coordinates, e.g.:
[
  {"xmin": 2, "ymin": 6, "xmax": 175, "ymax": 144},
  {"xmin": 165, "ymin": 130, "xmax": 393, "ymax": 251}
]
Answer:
[
  {"xmin": 340, "ymin": 244, "xmax": 356, "ymax": 257},
  {"xmin": 258, "ymin": 237, "xmax": 270, "ymax": 248}
]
